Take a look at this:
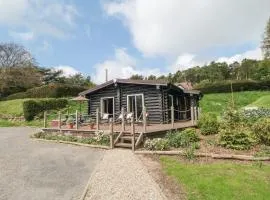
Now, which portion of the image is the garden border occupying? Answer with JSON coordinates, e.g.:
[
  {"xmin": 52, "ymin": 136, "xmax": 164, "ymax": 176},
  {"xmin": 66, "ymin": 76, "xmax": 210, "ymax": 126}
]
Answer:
[
  {"xmin": 31, "ymin": 138, "xmax": 110, "ymax": 150},
  {"xmin": 135, "ymin": 150, "xmax": 270, "ymax": 161}
]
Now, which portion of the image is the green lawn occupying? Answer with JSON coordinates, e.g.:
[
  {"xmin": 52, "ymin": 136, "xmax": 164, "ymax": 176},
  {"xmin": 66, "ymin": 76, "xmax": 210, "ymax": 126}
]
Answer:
[
  {"xmin": 200, "ymin": 91, "xmax": 270, "ymax": 115},
  {"xmin": 160, "ymin": 156, "xmax": 270, "ymax": 200},
  {"xmin": 0, "ymin": 99, "xmax": 31, "ymax": 116},
  {"xmin": 248, "ymin": 95, "xmax": 270, "ymax": 108},
  {"xmin": 0, "ymin": 98, "xmax": 88, "ymax": 127}
]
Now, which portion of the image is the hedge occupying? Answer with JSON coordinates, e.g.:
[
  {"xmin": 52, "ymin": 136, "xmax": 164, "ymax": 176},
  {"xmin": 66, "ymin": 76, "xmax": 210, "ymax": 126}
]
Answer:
[
  {"xmin": 23, "ymin": 99, "xmax": 68, "ymax": 121},
  {"xmin": 5, "ymin": 84, "xmax": 87, "ymax": 100},
  {"xmin": 195, "ymin": 80, "xmax": 270, "ymax": 94}
]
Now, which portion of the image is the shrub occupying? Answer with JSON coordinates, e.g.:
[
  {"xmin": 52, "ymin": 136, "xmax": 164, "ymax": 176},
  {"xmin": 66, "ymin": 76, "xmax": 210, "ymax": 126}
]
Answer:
[
  {"xmin": 144, "ymin": 138, "xmax": 169, "ymax": 151},
  {"xmin": 242, "ymin": 108, "xmax": 270, "ymax": 120},
  {"xmin": 198, "ymin": 113, "xmax": 219, "ymax": 135},
  {"xmin": 252, "ymin": 118, "xmax": 270, "ymax": 145},
  {"xmin": 195, "ymin": 80, "xmax": 270, "ymax": 94},
  {"xmin": 218, "ymin": 127, "xmax": 256, "ymax": 150},
  {"xmin": 5, "ymin": 83, "xmax": 87, "ymax": 100},
  {"xmin": 23, "ymin": 99, "xmax": 68, "ymax": 121},
  {"xmin": 166, "ymin": 128, "xmax": 200, "ymax": 148}
]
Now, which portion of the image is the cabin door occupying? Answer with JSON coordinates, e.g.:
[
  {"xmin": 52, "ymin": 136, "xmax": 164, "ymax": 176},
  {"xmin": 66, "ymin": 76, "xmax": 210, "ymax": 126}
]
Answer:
[
  {"xmin": 100, "ymin": 97, "xmax": 114, "ymax": 119},
  {"xmin": 127, "ymin": 94, "xmax": 144, "ymax": 121}
]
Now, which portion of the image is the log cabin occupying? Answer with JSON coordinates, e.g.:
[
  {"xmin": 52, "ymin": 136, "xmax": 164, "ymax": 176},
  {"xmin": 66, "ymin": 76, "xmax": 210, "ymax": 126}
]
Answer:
[{"xmin": 79, "ymin": 79, "xmax": 202, "ymax": 124}]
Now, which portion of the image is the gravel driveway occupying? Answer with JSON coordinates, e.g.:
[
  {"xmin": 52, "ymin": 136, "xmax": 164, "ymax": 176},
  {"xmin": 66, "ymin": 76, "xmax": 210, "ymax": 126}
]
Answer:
[
  {"xmin": 0, "ymin": 127, "xmax": 104, "ymax": 200},
  {"xmin": 85, "ymin": 149, "xmax": 167, "ymax": 200}
]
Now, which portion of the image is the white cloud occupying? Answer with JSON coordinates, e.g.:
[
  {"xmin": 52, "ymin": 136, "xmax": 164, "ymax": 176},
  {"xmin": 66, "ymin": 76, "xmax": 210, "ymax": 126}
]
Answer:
[
  {"xmin": 104, "ymin": 0, "xmax": 270, "ymax": 57},
  {"xmin": 170, "ymin": 47, "xmax": 263, "ymax": 72},
  {"xmin": 53, "ymin": 65, "xmax": 80, "ymax": 77},
  {"xmin": 9, "ymin": 31, "xmax": 35, "ymax": 41},
  {"xmin": 216, "ymin": 47, "xmax": 262, "ymax": 64},
  {"xmin": 170, "ymin": 53, "xmax": 203, "ymax": 72},
  {"xmin": 0, "ymin": 0, "xmax": 79, "ymax": 39},
  {"xmin": 92, "ymin": 48, "xmax": 162, "ymax": 83}
]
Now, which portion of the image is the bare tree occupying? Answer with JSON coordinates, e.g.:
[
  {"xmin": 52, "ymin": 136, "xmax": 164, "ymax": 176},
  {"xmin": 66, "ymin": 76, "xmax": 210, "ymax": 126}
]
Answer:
[{"xmin": 0, "ymin": 43, "xmax": 35, "ymax": 68}]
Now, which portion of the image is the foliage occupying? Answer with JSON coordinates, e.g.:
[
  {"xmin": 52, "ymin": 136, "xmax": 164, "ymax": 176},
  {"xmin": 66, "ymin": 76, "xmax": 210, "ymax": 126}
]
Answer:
[
  {"xmin": 262, "ymin": 17, "xmax": 270, "ymax": 59},
  {"xmin": 252, "ymin": 118, "xmax": 270, "ymax": 145},
  {"xmin": 23, "ymin": 99, "xmax": 68, "ymax": 121},
  {"xmin": 218, "ymin": 127, "xmax": 256, "ymax": 150},
  {"xmin": 242, "ymin": 107, "xmax": 270, "ymax": 120},
  {"xmin": 195, "ymin": 80, "xmax": 270, "ymax": 94},
  {"xmin": 218, "ymin": 108, "xmax": 256, "ymax": 150},
  {"xmin": 198, "ymin": 113, "xmax": 219, "ymax": 135},
  {"xmin": 32, "ymin": 131, "xmax": 110, "ymax": 146},
  {"xmin": 129, "ymin": 74, "xmax": 144, "ymax": 80},
  {"xmin": 144, "ymin": 138, "xmax": 170, "ymax": 151},
  {"xmin": 166, "ymin": 128, "xmax": 200, "ymax": 148},
  {"xmin": 5, "ymin": 83, "xmax": 86, "ymax": 100},
  {"xmin": 183, "ymin": 143, "xmax": 197, "ymax": 161},
  {"xmin": 160, "ymin": 156, "xmax": 270, "ymax": 200}
]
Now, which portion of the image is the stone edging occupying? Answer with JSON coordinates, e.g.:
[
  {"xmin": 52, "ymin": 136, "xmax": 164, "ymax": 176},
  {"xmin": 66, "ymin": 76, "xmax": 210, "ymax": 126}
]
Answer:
[
  {"xmin": 31, "ymin": 138, "xmax": 110, "ymax": 150},
  {"xmin": 134, "ymin": 150, "xmax": 270, "ymax": 161}
]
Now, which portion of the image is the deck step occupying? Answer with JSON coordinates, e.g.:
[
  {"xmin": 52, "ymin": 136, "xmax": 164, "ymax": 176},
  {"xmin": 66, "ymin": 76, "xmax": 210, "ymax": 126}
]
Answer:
[
  {"xmin": 115, "ymin": 142, "xmax": 132, "ymax": 148},
  {"xmin": 121, "ymin": 136, "xmax": 138, "ymax": 140}
]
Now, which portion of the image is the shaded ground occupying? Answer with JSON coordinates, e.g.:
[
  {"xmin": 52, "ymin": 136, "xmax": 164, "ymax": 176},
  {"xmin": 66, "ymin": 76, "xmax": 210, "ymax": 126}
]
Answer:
[{"xmin": 0, "ymin": 127, "xmax": 104, "ymax": 200}]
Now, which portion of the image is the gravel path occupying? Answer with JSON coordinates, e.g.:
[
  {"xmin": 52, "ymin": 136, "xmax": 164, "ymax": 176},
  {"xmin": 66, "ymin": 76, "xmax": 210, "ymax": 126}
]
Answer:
[{"xmin": 85, "ymin": 149, "xmax": 167, "ymax": 200}]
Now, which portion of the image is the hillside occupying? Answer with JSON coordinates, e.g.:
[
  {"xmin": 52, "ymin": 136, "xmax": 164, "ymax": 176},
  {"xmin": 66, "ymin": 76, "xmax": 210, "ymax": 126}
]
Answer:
[{"xmin": 199, "ymin": 91, "xmax": 270, "ymax": 115}]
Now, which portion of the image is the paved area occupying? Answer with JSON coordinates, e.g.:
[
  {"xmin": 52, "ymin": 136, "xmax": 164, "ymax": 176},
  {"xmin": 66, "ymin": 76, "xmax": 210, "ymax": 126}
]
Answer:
[
  {"xmin": 0, "ymin": 127, "xmax": 104, "ymax": 200},
  {"xmin": 85, "ymin": 149, "xmax": 167, "ymax": 200}
]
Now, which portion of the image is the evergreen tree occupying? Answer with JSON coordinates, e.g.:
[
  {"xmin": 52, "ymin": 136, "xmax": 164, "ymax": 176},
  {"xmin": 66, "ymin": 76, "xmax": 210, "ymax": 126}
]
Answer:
[{"xmin": 262, "ymin": 17, "xmax": 270, "ymax": 59}]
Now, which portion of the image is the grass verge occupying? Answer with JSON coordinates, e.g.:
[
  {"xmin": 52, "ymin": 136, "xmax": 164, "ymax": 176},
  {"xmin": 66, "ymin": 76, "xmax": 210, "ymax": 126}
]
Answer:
[{"xmin": 160, "ymin": 156, "xmax": 270, "ymax": 200}]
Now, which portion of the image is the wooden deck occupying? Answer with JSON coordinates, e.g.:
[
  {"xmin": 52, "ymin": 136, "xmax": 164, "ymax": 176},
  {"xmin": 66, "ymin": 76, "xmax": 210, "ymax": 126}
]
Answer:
[{"xmin": 43, "ymin": 120, "xmax": 196, "ymax": 135}]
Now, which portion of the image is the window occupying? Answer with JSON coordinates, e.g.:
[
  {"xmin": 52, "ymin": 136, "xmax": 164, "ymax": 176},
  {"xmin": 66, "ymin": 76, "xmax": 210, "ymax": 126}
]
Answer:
[{"xmin": 127, "ymin": 94, "xmax": 144, "ymax": 121}]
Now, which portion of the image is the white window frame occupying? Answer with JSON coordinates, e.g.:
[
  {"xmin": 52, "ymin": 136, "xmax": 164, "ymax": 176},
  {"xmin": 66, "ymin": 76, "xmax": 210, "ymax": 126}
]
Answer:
[
  {"xmin": 127, "ymin": 93, "xmax": 145, "ymax": 121},
  {"xmin": 100, "ymin": 97, "xmax": 115, "ymax": 118}
]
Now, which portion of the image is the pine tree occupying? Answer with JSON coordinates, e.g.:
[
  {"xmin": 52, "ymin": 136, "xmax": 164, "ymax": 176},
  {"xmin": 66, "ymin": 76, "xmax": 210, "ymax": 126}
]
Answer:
[{"xmin": 262, "ymin": 17, "xmax": 270, "ymax": 59}]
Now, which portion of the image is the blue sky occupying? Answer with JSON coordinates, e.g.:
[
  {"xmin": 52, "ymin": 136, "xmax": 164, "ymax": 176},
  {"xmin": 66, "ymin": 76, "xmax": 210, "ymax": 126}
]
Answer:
[{"xmin": 0, "ymin": 0, "xmax": 269, "ymax": 83}]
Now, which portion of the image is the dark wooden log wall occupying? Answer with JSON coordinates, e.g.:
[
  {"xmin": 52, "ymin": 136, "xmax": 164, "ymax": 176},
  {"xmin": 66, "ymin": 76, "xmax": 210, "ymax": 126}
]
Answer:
[
  {"xmin": 119, "ymin": 83, "xmax": 163, "ymax": 123},
  {"xmin": 86, "ymin": 84, "xmax": 119, "ymax": 118}
]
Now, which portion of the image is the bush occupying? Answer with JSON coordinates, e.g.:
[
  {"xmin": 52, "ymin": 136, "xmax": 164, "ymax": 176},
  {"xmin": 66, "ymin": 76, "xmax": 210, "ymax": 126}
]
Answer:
[
  {"xmin": 198, "ymin": 113, "xmax": 219, "ymax": 135},
  {"xmin": 5, "ymin": 83, "xmax": 87, "ymax": 100},
  {"xmin": 195, "ymin": 80, "xmax": 270, "ymax": 94},
  {"xmin": 252, "ymin": 118, "xmax": 270, "ymax": 145},
  {"xmin": 23, "ymin": 99, "xmax": 68, "ymax": 121},
  {"xmin": 218, "ymin": 127, "xmax": 256, "ymax": 150},
  {"xmin": 32, "ymin": 132, "xmax": 110, "ymax": 146},
  {"xmin": 166, "ymin": 128, "xmax": 200, "ymax": 148},
  {"xmin": 144, "ymin": 138, "xmax": 169, "ymax": 151},
  {"xmin": 242, "ymin": 108, "xmax": 270, "ymax": 120}
]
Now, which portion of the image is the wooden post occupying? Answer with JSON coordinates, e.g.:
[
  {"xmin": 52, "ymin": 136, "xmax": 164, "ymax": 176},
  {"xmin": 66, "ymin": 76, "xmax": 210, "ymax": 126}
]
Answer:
[
  {"xmin": 191, "ymin": 106, "xmax": 194, "ymax": 125},
  {"xmin": 121, "ymin": 107, "xmax": 125, "ymax": 131},
  {"xmin": 109, "ymin": 118, "xmax": 114, "ymax": 149},
  {"xmin": 43, "ymin": 111, "xmax": 47, "ymax": 128},
  {"xmin": 171, "ymin": 106, "xmax": 174, "ymax": 128},
  {"xmin": 143, "ymin": 106, "xmax": 147, "ymax": 133},
  {"xmin": 96, "ymin": 107, "xmax": 99, "ymax": 131},
  {"xmin": 75, "ymin": 110, "xmax": 78, "ymax": 130},
  {"xmin": 58, "ymin": 111, "xmax": 61, "ymax": 130},
  {"xmin": 194, "ymin": 106, "xmax": 198, "ymax": 125},
  {"xmin": 131, "ymin": 116, "xmax": 135, "ymax": 152}
]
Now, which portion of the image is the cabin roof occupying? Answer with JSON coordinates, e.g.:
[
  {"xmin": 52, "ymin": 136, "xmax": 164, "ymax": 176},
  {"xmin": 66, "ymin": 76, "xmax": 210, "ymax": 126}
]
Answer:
[{"xmin": 79, "ymin": 78, "xmax": 201, "ymax": 96}]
